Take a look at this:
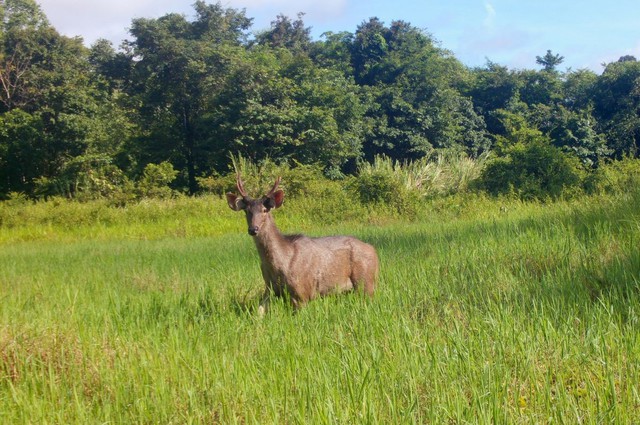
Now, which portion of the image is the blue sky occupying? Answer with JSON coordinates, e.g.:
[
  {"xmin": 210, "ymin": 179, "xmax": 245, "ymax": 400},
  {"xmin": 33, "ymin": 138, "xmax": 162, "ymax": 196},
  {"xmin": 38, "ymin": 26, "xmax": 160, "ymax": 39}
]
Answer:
[{"xmin": 38, "ymin": 0, "xmax": 640, "ymax": 72}]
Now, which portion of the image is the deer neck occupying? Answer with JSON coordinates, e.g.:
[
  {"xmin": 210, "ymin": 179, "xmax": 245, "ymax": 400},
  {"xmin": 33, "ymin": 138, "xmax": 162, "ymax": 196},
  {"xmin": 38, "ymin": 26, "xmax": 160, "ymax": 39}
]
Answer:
[{"xmin": 252, "ymin": 214, "xmax": 292, "ymax": 269}]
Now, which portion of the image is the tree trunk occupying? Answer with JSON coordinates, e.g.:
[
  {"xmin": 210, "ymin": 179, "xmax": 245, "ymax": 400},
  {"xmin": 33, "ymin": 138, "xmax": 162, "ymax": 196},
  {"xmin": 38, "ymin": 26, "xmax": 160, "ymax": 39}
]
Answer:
[{"xmin": 182, "ymin": 105, "xmax": 198, "ymax": 195}]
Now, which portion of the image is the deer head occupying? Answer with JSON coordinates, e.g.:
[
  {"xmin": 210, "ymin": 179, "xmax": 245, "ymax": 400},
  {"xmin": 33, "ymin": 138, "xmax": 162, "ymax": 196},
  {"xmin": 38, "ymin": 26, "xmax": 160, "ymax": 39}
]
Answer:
[{"xmin": 226, "ymin": 174, "xmax": 284, "ymax": 236}]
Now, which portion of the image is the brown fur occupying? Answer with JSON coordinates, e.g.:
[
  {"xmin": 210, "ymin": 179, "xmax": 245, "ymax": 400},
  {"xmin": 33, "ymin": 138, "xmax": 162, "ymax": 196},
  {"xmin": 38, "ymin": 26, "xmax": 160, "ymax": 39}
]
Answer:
[{"xmin": 226, "ymin": 176, "xmax": 379, "ymax": 311}]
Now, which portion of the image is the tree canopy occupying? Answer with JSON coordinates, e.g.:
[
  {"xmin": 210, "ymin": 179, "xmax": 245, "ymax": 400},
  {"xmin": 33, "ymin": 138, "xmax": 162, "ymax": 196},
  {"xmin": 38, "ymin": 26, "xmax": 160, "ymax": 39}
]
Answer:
[{"xmin": 0, "ymin": 1, "xmax": 638, "ymax": 199}]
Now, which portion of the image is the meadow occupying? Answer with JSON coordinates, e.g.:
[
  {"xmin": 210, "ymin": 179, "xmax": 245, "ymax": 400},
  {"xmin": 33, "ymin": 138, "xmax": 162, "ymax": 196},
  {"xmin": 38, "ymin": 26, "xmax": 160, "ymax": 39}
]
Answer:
[{"xmin": 1, "ymin": 189, "xmax": 639, "ymax": 423}]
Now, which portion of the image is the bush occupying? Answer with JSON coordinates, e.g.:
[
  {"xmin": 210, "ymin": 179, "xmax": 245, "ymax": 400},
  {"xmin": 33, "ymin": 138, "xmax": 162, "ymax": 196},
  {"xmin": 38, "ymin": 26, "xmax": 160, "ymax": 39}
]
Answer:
[
  {"xmin": 197, "ymin": 153, "xmax": 487, "ymax": 215},
  {"xmin": 32, "ymin": 155, "xmax": 135, "ymax": 203},
  {"xmin": 285, "ymin": 178, "xmax": 366, "ymax": 225},
  {"xmin": 136, "ymin": 162, "xmax": 178, "ymax": 199},
  {"xmin": 197, "ymin": 155, "xmax": 366, "ymax": 225},
  {"xmin": 350, "ymin": 157, "xmax": 416, "ymax": 216},
  {"xmin": 583, "ymin": 156, "xmax": 640, "ymax": 195},
  {"xmin": 200, "ymin": 155, "xmax": 333, "ymax": 200},
  {"xmin": 350, "ymin": 153, "xmax": 488, "ymax": 216},
  {"xmin": 478, "ymin": 140, "xmax": 583, "ymax": 200},
  {"xmin": 195, "ymin": 174, "xmax": 228, "ymax": 196}
]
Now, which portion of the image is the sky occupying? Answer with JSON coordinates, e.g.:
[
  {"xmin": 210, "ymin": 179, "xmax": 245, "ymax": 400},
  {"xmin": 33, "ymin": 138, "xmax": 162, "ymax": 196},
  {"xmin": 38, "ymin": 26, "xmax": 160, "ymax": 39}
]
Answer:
[{"xmin": 37, "ymin": 0, "xmax": 640, "ymax": 73}]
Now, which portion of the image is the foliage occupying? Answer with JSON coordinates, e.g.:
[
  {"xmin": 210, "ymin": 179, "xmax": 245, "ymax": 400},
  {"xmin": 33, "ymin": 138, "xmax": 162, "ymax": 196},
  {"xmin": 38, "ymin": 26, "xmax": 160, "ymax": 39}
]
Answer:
[
  {"xmin": 1, "ymin": 189, "xmax": 639, "ymax": 423},
  {"xmin": 352, "ymin": 152, "xmax": 487, "ymax": 216},
  {"xmin": 528, "ymin": 104, "xmax": 610, "ymax": 166},
  {"xmin": 135, "ymin": 161, "xmax": 178, "ymax": 199},
  {"xmin": 124, "ymin": 2, "xmax": 252, "ymax": 194},
  {"xmin": 479, "ymin": 140, "xmax": 583, "ymax": 200},
  {"xmin": 478, "ymin": 110, "xmax": 587, "ymax": 200},
  {"xmin": 254, "ymin": 13, "xmax": 311, "ymax": 52},
  {"xmin": 516, "ymin": 68, "xmax": 563, "ymax": 106},
  {"xmin": 583, "ymin": 156, "xmax": 640, "ymax": 195},
  {"xmin": 209, "ymin": 49, "xmax": 365, "ymax": 171},
  {"xmin": 467, "ymin": 61, "xmax": 520, "ymax": 135},
  {"xmin": 535, "ymin": 49, "xmax": 564, "ymax": 72},
  {"xmin": 0, "ymin": 0, "xmax": 51, "ymax": 111},
  {"xmin": 592, "ymin": 59, "xmax": 640, "ymax": 157},
  {"xmin": 349, "ymin": 19, "xmax": 490, "ymax": 161},
  {"xmin": 0, "ymin": 0, "xmax": 134, "ymax": 197},
  {"xmin": 1, "ymin": 1, "xmax": 640, "ymax": 201},
  {"xmin": 32, "ymin": 154, "xmax": 134, "ymax": 203}
]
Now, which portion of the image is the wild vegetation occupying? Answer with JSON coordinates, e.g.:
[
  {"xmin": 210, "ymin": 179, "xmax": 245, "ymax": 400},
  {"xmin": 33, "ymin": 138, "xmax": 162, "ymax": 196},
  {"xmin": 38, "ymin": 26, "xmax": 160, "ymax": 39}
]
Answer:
[
  {"xmin": 1, "ymin": 0, "xmax": 640, "ymax": 201},
  {"xmin": 2, "ymin": 0, "xmax": 640, "ymax": 422},
  {"xmin": 1, "ymin": 157, "xmax": 640, "ymax": 422},
  {"xmin": 1, "ymin": 161, "xmax": 639, "ymax": 422}
]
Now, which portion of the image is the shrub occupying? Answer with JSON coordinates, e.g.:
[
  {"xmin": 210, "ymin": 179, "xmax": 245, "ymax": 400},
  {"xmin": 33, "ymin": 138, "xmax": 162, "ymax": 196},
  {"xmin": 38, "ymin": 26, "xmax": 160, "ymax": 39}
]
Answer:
[
  {"xmin": 195, "ymin": 173, "xmax": 229, "ymax": 197},
  {"xmin": 200, "ymin": 155, "xmax": 332, "ymax": 200},
  {"xmin": 351, "ymin": 157, "xmax": 419, "ymax": 216},
  {"xmin": 285, "ymin": 178, "xmax": 365, "ymax": 225},
  {"xmin": 350, "ymin": 153, "xmax": 487, "ymax": 216},
  {"xmin": 478, "ymin": 140, "xmax": 583, "ymax": 200},
  {"xmin": 583, "ymin": 156, "xmax": 640, "ymax": 195},
  {"xmin": 136, "ymin": 162, "xmax": 178, "ymax": 199},
  {"xmin": 30, "ymin": 155, "xmax": 136, "ymax": 204}
]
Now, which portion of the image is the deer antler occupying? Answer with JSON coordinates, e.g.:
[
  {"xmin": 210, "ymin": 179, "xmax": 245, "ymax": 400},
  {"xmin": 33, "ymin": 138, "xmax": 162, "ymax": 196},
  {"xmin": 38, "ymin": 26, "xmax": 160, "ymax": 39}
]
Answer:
[
  {"xmin": 236, "ymin": 173, "xmax": 249, "ymax": 198},
  {"xmin": 267, "ymin": 176, "xmax": 282, "ymax": 197}
]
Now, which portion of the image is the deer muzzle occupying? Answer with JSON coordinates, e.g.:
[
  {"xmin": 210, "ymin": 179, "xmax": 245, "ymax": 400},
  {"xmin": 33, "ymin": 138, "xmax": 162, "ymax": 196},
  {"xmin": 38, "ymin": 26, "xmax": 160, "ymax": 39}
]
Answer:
[{"xmin": 248, "ymin": 226, "xmax": 259, "ymax": 236}]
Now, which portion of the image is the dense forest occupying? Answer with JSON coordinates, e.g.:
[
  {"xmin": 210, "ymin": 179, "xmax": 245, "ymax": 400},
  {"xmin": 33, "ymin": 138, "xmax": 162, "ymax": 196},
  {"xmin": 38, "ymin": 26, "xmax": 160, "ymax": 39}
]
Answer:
[{"xmin": 1, "ymin": 0, "xmax": 639, "ymax": 200}]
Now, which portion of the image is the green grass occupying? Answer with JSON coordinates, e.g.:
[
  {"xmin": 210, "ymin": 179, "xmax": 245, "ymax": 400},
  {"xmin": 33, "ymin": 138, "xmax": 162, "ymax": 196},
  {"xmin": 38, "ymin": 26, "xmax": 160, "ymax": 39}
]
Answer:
[{"xmin": 1, "ymin": 191, "xmax": 639, "ymax": 423}]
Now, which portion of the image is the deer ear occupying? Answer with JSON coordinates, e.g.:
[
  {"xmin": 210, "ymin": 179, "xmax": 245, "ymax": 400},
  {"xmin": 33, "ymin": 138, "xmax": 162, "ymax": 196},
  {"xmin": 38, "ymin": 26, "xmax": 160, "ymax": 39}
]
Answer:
[
  {"xmin": 225, "ymin": 193, "xmax": 244, "ymax": 211},
  {"xmin": 272, "ymin": 189, "xmax": 284, "ymax": 209}
]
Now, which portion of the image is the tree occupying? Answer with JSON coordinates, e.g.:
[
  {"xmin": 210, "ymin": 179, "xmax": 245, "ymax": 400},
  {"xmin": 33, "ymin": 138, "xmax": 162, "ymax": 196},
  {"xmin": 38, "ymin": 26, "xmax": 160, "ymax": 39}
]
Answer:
[
  {"xmin": 528, "ymin": 104, "xmax": 610, "ymax": 166},
  {"xmin": 254, "ymin": 13, "xmax": 311, "ymax": 53},
  {"xmin": 563, "ymin": 68, "xmax": 598, "ymax": 110},
  {"xmin": 350, "ymin": 18, "xmax": 390, "ymax": 86},
  {"xmin": 88, "ymin": 38, "xmax": 133, "ymax": 93},
  {"xmin": 349, "ymin": 19, "xmax": 489, "ymax": 160},
  {"xmin": 208, "ymin": 48, "xmax": 366, "ymax": 171},
  {"xmin": 126, "ymin": 1, "xmax": 252, "ymax": 193},
  {"xmin": 0, "ymin": 0, "xmax": 131, "ymax": 197},
  {"xmin": 310, "ymin": 31, "xmax": 354, "ymax": 77},
  {"xmin": 0, "ymin": 109, "xmax": 42, "ymax": 195},
  {"xmin": 479, "ymin": 111, "xmax": 582, "ymax": 199},
  {"xmin": 467, "ymin": 61, "xmax": 520, "ymax": 135},
  {"xmin": 536, "ymin": 49, "xmax": 564, "ymax": 72},
  {"xmin": 0, "ymin": 0, "xmax": 50, "ymax": 112},
  {"xmin": 592, "ymin": 60, "xmax": 640, "ymax": 157},
  {"xmin": 516, "ymin": 69, "xmax": 563, "ymax": 106},
  {"xmin": 617, "ymin": 55, "xmax": 637, "ymax": 63}
]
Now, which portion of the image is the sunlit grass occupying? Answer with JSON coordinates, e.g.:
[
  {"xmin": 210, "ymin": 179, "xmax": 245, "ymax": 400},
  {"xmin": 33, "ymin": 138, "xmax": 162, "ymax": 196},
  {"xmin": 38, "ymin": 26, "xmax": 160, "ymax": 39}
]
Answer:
[{"xmin": 1, "ymin": 191, "xmax": 639, "ymax": 423}]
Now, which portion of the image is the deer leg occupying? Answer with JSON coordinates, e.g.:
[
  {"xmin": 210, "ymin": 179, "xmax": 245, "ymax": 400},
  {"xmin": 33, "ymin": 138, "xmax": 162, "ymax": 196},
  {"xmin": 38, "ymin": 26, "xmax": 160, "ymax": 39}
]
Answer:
[
  {"xmin": 351, "ymin": 265, "xmax": 376, "ymax": 297},
  {"xmin": 258, "ymin": 290, "xmax": 270, "ymax": 317},
  {"xmin": 363, "ymin": 275, "xmax": 376, "ymax": 297},
  {"xmin": 290, "ymin": 298, "xmax": 300, "ymax": 310}
]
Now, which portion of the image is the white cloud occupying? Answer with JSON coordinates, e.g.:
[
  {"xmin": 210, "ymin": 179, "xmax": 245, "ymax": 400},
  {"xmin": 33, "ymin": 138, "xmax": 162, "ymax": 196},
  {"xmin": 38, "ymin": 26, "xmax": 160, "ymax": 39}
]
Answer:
[
  {"xmin": 38, "ymin": 0, "xmax": 193, "ymax": 44},
  {"xmin": 37, "ymin": 0, "xmax": 348, "ymax": 45},
  {"xmin": 483, "ymin": 1, "xmax": 496, "ymax": 29}
]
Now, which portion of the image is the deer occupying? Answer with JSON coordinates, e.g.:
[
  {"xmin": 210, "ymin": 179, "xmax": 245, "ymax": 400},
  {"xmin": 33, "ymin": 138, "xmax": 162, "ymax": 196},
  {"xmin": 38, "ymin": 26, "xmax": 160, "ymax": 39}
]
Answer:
[{"xmin": 226, "ymin": 174, "xmax": 379, "ymax": 314}]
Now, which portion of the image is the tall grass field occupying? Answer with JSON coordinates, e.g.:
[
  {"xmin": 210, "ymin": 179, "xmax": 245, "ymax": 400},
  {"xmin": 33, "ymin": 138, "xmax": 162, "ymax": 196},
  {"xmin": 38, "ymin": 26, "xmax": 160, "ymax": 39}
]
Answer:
[{"xmin": 1, "ymin": 190, "xmax": 639, "ymax": 423}]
